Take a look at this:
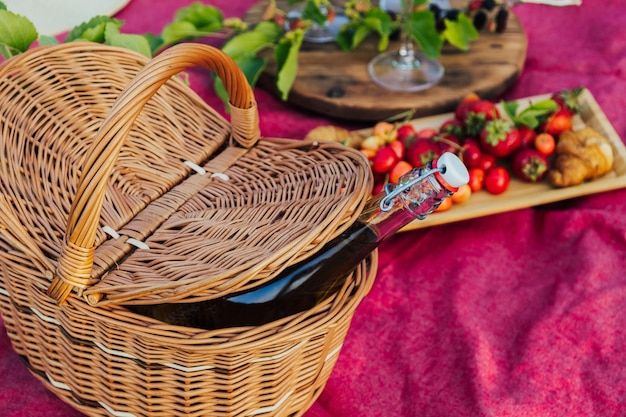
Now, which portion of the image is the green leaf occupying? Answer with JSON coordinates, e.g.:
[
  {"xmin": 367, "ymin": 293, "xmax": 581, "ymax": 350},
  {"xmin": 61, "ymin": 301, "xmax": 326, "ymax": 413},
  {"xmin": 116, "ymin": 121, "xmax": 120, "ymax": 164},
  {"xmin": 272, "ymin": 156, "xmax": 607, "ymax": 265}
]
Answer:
[
  {"xmin": 409, "ymin": 10, "xmax": 442, "ymax": 59},
  {"xmin": 301, "ymin": 0, "xmax": 328, "ymax": 27},
  {"xmin": 516, "ymin": 113, "xmax": 538, "ymax": 128},
  {"xmin": 518, "ymin": 99, "xmax": 558, "ymax": 128},
  {"xmin": 352, "ymin": 24, "xmax": 374, "ymax": 49},
  {"xmin": 376, "ymin": 32, "xmax": 390, "ymax": 52},
  {"xmin": 38, "ymin": 35, "xmax": 60, "ymax": 46},
  {"xmin": 274, "ymin": 30, "xmax": 304, "ymax": 100},
  {"xmin": 441, "ymin": 14, "xmax": 478, "ymax": 51},
  {"xmin": 213, "ymin": 53, "xmax": 267, "ymax": 108},
  {"xmin": 215, "ymin": 21, "xmax": 283, "ymax": 108},
  {"xmin": 234, "ymin": 54, "xmax": 267, "ymax": 88},
  {"xmin": 0, "ymin": 2, "xmax": 6, "ymax": 10},
  {"xmin": 65, "ymin": 16, "xmax": 123, "ymax": 43},
  {"xmin": 334, "ymin": 28, "xmax": 353, "ymax": 51},
  {"xmin": 363, "ymin": 9, "xmax": 394, "ymax": 51},
  {"xmin": 104, "ymin": 22, "xmax": 152, "ymax": 57},
  {"xmin": 143, "ymin": 32, "xmax": 163, "ymax": 54},
  {"xmin": 502, "ymin": 100, "xmax": 519, "ymax": 121},
  {"xmin": 160, "ymin": 21, "xmax": 206, "ymax": 45},
  {"xmin": 0, "ymin": 9, "xmax": 38, "ymax": 58},
  {"xmin": 172, "ymin": 2, "xmax": 223, "ymax": 32},
  {"xmin": 363, "ymin": 9, "xmax": 393, "ymax": 36},
  {"xmin": 221, "ymin": 21, "xmax": 282, "ymax": 58},
  {"xmin": 159, "ymin": 3, "xmax": 224, "ymax": 47},
  {"xmin": 213, "ymin": 78, "xmax": 229, "ymax": 109},
  {"xmin": 502, "ymin": 99, "xmax": 558, "ymax": 129},
  {"xmin": 523, "ymin": 99, "xmax": 559, "ymax": 115},
  {"xmin": 335, "ymin": 7, "xmax": 393, "ymax": 52}
]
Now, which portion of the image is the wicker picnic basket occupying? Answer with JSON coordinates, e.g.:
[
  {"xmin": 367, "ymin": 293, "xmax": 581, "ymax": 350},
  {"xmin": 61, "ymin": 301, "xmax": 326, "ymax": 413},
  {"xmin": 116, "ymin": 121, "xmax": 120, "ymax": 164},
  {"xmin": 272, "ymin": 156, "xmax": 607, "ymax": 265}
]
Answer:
[{"xmin": 0, "ymin": 42, "xmax": 377, "ymax": 416}]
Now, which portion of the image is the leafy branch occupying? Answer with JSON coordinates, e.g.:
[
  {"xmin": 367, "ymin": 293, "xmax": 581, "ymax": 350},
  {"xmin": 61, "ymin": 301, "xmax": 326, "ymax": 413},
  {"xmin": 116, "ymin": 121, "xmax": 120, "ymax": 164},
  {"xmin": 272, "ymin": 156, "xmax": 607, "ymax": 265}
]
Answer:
[{"xmin": 0, "ymin": 0, "xmax": 481, "ymax": 105}]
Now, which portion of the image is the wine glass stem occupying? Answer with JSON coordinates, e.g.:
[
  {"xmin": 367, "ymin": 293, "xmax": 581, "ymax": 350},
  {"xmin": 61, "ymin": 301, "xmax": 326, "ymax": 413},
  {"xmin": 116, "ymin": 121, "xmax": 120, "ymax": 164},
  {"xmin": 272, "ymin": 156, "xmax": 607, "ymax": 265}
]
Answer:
[{"xmin": 398, "ymin": 0, "xmax": 416, "ymax": 65}]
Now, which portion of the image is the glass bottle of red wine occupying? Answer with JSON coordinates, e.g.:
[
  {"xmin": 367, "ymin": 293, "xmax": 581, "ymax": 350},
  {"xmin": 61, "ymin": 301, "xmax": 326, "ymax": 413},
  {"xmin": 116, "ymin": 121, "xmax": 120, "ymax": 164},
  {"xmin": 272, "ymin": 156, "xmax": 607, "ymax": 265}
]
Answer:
[{"xmin": 128, "ymin": 152, "xmax": 469, "ymax": 330}]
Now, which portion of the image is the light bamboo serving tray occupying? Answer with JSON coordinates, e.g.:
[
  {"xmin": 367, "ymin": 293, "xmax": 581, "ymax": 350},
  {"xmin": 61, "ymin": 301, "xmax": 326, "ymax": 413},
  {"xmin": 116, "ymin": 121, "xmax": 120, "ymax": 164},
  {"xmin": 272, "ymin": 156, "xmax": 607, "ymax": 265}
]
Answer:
[{"xmin": 357, "ymin": 89, "xmax": 626, "ymax": 230}]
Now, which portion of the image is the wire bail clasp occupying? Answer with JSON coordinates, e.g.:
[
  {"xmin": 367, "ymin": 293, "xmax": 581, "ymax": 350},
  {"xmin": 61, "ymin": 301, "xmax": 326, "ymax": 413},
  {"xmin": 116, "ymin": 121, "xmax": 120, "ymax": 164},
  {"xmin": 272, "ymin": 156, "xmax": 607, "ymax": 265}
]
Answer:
[{"xmin": 379, "ymin": 167, "xmax": 444, "ymax": 212}]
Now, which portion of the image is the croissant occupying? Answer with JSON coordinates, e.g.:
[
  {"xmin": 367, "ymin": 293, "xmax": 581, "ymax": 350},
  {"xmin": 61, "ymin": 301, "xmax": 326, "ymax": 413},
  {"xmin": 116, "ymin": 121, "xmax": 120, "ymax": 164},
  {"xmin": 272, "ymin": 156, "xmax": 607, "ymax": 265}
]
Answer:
[{"xmin": 548, "ymin": 127, "xmax": 614, "ymax": 187}]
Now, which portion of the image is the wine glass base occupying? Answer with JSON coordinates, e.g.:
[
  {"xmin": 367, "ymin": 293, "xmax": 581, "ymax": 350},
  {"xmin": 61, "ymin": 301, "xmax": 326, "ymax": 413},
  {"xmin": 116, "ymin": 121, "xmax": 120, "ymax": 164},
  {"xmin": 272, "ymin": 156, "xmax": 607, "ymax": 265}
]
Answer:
[{"xmin": 368, "ymin": 50, "xmax": 444, "ymax": 92}]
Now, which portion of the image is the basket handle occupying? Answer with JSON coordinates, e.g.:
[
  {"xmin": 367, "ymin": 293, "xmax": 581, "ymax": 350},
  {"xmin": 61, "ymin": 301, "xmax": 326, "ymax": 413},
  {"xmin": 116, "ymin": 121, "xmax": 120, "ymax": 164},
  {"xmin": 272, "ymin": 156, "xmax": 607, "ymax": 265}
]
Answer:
[{"xmin": 47, "ymin": 43, "xmax": 260, "ymax": 304}]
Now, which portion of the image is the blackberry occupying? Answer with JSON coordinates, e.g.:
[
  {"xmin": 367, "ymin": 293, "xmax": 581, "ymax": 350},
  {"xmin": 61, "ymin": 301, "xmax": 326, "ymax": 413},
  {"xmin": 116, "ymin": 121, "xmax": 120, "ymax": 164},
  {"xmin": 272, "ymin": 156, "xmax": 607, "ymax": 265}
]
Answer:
[
  {"xmin": 472, "ymin": 9, "xmax": 488, "ymax": 30},
  {"xmin": 435, "ymin": 18, "xmax": 446, "ymax": 32},
  {"xmin": 481, "ymin": 0, "xmax": 497, "ymax": 12},
  {"xmin": 495, "ymin": 6, "xmax": 509, "ymax": 33},
  {"xmin": 445, "ymin": 8, "xmax": 461, "ymax": 21},
  {"xmin": 429, "ymin": 3, "xmax": 446, "ymax": 31},
  {"xmin": 428, "ymin": 3, "xmax": 442, "ymax": 16}
]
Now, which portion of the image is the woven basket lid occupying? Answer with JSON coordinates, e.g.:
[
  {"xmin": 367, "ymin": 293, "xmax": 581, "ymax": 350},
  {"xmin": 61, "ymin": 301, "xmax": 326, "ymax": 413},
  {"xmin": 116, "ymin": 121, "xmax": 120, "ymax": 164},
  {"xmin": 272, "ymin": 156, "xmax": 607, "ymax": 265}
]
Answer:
[{"xmin": 0, "ymin": 42, "xmax": 372, "ymax": 306}]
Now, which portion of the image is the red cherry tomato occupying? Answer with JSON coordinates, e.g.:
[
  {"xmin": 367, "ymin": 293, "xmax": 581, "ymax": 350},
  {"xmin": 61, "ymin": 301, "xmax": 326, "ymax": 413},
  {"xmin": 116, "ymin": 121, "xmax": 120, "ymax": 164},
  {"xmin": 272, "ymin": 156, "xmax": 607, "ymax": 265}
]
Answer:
[
  {"xmin": 467, "ymin": 167, "xmax": 485, "ymax": 192},
  {"xmin": 534, "ymin": 133, "xmax": 556, "ymax": 156},
  {"xmin": 389, "ymin": 160, "xmax": 413, "ymax": 184},
  {"xmin": 485, "ymin": 166, "xmax": 510, "ymax": 195},
  {"xmin": 372, "ymin": 146, "xmax": 398, "ymax": 174},
  {"xmin": 518, "ymin": 125, "xmax": 537, "ymax": 148},
  {"xmin": 434, "ymin": 195, "xmax": 453, "ymax": 212},
  {"xmin": 388, "ymin": 139, "xmax": 406, "ymax": 160},
  {"xmin": 451, "ymin": 183, "xmax": 472, "ymax": 204},
  {"xmin": 461, "ymin": 140, "xmax": 483, "ymax": 168},
  {"xmin": 478, "ymin": 153, "xmax": 496, "ymax": 172}
]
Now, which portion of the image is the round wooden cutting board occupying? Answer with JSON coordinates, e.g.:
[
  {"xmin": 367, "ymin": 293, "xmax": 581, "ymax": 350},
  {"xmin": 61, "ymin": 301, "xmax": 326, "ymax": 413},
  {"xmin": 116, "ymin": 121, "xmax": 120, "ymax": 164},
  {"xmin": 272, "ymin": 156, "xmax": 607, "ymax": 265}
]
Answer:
[{"xmin": 244, "ymin": 1, "xmax": 527, "ymax": 122}]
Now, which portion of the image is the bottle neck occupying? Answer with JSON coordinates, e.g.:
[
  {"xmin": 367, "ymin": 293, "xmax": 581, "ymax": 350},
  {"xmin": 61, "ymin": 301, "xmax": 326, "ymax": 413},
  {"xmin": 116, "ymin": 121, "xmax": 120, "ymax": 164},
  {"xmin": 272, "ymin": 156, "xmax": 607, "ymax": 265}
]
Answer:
[{"xmin": 357, "ymin": 164, "xmax": 453, "ymax": 242}]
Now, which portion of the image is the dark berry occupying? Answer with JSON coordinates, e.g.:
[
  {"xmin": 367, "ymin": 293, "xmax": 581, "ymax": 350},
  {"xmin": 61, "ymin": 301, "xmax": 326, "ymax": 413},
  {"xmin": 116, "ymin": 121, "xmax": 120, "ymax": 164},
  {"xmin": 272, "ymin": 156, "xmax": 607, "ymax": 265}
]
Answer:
[
  {"xmin": 472, "ymin": 9, "xmax": 488, "ymax": 30},
  {"xmin": 495, "ymin": 6, "xmax": 509, "ymax": 33},
  {"xmin": 428, "ymin": 3, "xmax": 442, "ymax": 16},
  {"xmin": 435, "ymin": 18, "xmax": 446, "ymax": 32},
  {"xmin": 444, "ymin": 9, "xmax": 460, "ymax": 21},
  {"xmin": 429, "ymin": 5, "xmax": 445, "ymax": 32},
  {"xmin": 481, "ymin": 0, "xmax": 497, "ymax": 11}
]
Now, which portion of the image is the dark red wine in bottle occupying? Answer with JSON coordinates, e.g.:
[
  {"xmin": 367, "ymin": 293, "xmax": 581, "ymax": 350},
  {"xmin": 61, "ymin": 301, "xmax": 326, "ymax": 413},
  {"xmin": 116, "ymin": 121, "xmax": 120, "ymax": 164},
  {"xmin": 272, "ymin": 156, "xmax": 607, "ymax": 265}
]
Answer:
[{"xmin": 128, "ymin": 152, "xmax": 469, "ymax": 330}]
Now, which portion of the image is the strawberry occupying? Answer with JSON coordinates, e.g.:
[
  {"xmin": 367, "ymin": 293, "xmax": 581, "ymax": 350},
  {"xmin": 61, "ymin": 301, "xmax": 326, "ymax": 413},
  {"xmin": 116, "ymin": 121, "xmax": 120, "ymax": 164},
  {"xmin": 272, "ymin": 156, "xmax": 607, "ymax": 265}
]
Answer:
[
  {"xmin": 406, "ymin": 139, "xmax": 440, "ymax": 167},
  {"xmin": 396, "ymin": 124, "xmax": 416, "ymax": 147},
  {"xmin": 455, "ymin": 93, "xmax": 480, "ymax": 122},
  {"xmin": 518, "ymin": 125, "xmax": 537, "ymax": 148},
  {"xmin": 439, "ymin": 118, "xmax": 464, "ymax": 138},
  {"xmin": 542, "ymin": 108, "xmax": 572, "ymax": 136},
  {"xmin": 551, "ymin": 86, "xmax": 583, "ymax": 117},
  {"xmin": 463, "ymin": 100, "xmax": 500, "ymax": 138},
  {"xmin": 511, "ymin": 148, "xmax": 549, "ymax": 182},
  {"xmin": 537, "ymin": 87, "xmax": 582, "ymax": 136},
  {"xmin": 479, "ymin": 118, "xmax": 521, "ymax": 158}
]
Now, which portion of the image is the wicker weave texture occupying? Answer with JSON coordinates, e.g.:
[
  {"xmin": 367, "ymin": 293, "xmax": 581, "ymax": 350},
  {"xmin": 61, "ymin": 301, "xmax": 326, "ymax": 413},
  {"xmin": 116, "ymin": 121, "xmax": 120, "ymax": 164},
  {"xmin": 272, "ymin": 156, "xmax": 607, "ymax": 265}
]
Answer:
[
  {"xmin": 0, "ymin": 42, "xmax": 377, "ymax": 416},
  {"xmin": 0, "ymin": 253, "xmax": 376, "ymax": 417}
]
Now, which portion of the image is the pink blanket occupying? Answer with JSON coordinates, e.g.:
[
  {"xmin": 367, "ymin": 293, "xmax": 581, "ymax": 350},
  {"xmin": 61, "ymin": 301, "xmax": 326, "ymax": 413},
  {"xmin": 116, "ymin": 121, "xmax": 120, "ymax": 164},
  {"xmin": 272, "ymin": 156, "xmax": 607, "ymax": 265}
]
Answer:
[{"xmin": 3, "ymin": 0, "xmax": 626, "ymax": 416}]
